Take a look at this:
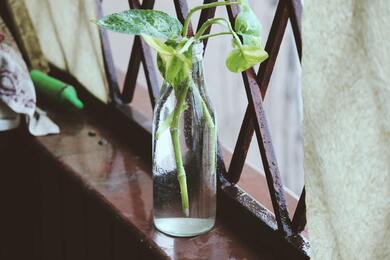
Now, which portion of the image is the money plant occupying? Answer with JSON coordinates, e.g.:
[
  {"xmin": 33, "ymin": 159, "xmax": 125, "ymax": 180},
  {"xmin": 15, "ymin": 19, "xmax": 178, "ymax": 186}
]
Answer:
[{"xmin": 96, "ymin": 0, "xmax": 268, "ymax": 216}]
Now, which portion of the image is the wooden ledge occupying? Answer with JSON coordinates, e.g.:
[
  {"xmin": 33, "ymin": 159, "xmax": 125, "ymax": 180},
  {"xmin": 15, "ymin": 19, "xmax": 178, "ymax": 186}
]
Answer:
[
  {"xmin": 28, "ymin": 106, "xmax": 279, "ymax": 259},
  {"xmin": 17, "ymin": 79, "xmax": 308, "ymax": 259}
]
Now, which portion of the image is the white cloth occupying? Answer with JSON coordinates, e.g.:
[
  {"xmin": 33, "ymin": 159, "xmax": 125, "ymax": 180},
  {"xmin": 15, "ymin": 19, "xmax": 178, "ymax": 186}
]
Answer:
[
  {"xmin": 27, "ymin": 107, "xmax": 59, "ymax": 136},
  {"xmin": 303, "ymin": 1, "xmax": 390, "ymax": 259},
  {"xmin": 0, "ymin": 42, "xmax": 59, "ymax": 135},
  {"xmin": 0, "ymin": 43, "xmax": 36, "ymax": 116}
]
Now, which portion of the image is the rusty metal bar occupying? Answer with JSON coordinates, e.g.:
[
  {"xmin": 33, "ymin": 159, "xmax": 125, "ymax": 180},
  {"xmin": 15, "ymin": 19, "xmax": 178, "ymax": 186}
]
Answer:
[
  {"xmin": 227, "ymin": 0, "xmax": 289, "ymax": 183},
  {"xmin": 257, "ymin": 1, "xmax": 290, "ymax": 93},
  {"xmin": 242, "ymin": 68, "xmax": 293, "ymax": 238},
  {"xmin": 128, "ymin": 0, "xmax": 141, "ymax": 9},
  {"xmin": 122, "ymin": 0, "xmax": 145, "ymax": 103},
  {"xmin": 226, "ymin": 2, "xmax": 293, "ymax": 238},
  {"xmin": 292, "ymin": 187, "xmax": 306, "ymax": 233},
  {"xmin": 139, "ymin": 38, "xmax": 160, "ymax": 107},
  {"xmin": 286, "ymin": 0, "xmax": 302, "ymax": 61},
  {"xmin": 100, "ymin": 0, "xmax": 305, "ymax": 239},
  {"xmin": 96, "ymin": 0, "xmax": 122, "ymax": 105},
  {"xmin": 228, "ymin": 5, "xmax": 306, "ymax": 233},
  {"xmin": 173, "ymin": 0, "xmax": 194, "ymax": 36},
  {"xmin": 197, "ymin": 0, "xmax": 218, "ymax": 49},
  {"xmin": 227, "ymin": 106, "xmax": 254, "ymax": 184},
  {"xmin": 122, "ymin": 0, "xmax": 159, "ymax": 108},
  {"xmin": 286, "ymin": 0, "xmax": 306, "ymax": 233},
  {"xmin": 122, "ymin": 36, "xmax": 141, "ymax": 103}
]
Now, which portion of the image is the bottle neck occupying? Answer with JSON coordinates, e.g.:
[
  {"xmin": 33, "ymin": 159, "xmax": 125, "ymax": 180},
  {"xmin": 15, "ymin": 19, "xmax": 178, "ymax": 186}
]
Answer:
[{"xmin": 192, "ymin": 42, "xmax": 204, "ymax": 64}]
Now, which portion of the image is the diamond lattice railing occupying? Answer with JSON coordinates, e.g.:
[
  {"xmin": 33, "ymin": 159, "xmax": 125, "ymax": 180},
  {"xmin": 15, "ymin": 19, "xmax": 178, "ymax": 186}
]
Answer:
[{"xmin": 97, "ymin": 0, "xmax": 307, "ymax": 250}]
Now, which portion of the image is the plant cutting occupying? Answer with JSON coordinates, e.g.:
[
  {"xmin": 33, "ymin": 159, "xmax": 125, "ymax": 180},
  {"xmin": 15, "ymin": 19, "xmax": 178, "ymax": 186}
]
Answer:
[{"xmin": 96, "ymin": 0, "xmax": 268, "ymax": 237}]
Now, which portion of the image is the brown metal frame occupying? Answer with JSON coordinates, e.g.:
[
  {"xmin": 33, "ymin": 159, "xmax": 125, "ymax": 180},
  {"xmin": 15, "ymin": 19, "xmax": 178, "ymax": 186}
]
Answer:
[{"xmin": 97, "ymin": 0, "xmax": 308, "ymax": 257}]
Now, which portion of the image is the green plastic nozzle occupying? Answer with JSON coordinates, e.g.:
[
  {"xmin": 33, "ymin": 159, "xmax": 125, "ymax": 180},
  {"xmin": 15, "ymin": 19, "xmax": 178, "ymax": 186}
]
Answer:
[{"xmin": 30, "ymin": 70, "xmax": 84, "ymax": 110}]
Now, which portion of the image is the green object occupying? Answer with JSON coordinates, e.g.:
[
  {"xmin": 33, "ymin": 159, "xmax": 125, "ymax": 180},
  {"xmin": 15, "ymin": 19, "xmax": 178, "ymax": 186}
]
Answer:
[
  {"xmin": 226, "ymin": 45, "xmax": 268, "ymax": 73},
  {"xmin": 235, "ymin": 0, "xmax": 263, "ymax": 47},
  {"xmin": 30, "ymin": 70, "xmax": 84, "ymax": 110},
  {"xmin": 95, "ymin": 9, "xmax": 183, "ymax": 40}
]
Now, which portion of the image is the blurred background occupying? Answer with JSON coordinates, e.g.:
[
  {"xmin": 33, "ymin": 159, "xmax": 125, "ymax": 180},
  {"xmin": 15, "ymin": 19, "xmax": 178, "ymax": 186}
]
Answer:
[{"xmin": 103, "ymin": 0, "xmax": 303, "ymax": 195}]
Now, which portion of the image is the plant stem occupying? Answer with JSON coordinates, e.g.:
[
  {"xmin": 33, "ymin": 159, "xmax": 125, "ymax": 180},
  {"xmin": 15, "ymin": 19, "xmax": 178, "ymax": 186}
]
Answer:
[
  {"xmin": 170, "ymin": 82, "xmax": 190, "ymax": 217},
  {"xmin": 198, "ymin": 31, "xmax": 232, "ymax": 41},
  {"xmin": 190, "ymin": 82, "xmax": 217, "ymax": 176},
  {"xmin": 169, "ymin": 79, "xmax": 217, "ymax": 216},
  {"xmin": 200, "ymin": 98, "xmax": 217, "ymax": 175},
  {"xmin": 182, "ymin": 1, "xmax": 240, "ymax": 37},
  {"xmin": 178, "ymin": 37, "xmax": 195, "ymax": 54},
  {"xmin": 194, "ymin": 18, "xmax": 242, "ymax": 47}
]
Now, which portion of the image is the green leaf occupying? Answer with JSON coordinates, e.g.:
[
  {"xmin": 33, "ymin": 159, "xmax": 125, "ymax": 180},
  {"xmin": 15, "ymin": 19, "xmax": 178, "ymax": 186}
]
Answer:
[
  {"xmin": 142, "ymin": 34, "xmax": 175, "ymax": 55},
  {"xmin": 235, "ymin": 0, "xmax": 262, "ymax": 47},
  {"xmin": 227, "ymin": 0, "xmax": 268, "ymax": 72},
  {"xmin": 156, "ymin": 38, "xmax": 193, "ymax": 88},
  {"xmin": 235, "ymin": 0, "xmax": 261, "ymax": 34},
  {"xmin": 231, "ymin": 34, "xmax": 260, "ymax": 49},
  {"xmin": 140, "ymin": 36, "xmax": 192, "ymax": 87},
  {"xmin": 159, "ymin": 52, "xmax": 192, "ymax": 87},
  {"xmin": 240, "ymin": 34, "xmax": 261, "ymax": 47},
  {"xmin": 226, "ymin": 45, "xmax": 268, "ymax": 72},
  {"xmin": 96, "ymin": 9, "xmax": 183, "ymax": 40}
]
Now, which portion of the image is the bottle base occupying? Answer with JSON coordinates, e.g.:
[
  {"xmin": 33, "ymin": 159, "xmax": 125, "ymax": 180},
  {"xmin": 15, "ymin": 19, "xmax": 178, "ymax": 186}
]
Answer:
[{"xmin": 154, "ymin": 217, "xmax": 215, "ymax": 237}]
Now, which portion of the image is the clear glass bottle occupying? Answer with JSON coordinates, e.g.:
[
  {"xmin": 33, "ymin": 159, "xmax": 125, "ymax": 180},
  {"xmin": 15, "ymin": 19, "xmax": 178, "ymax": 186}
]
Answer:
[{"xmin": 152, "ymin": 42, "xmax": 217, "ymax": 237}]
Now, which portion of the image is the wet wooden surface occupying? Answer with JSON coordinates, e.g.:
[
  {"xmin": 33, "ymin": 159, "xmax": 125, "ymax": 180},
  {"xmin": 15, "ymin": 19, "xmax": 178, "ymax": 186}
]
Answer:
[
  {"xmin": 0, "ymin": 100, "xmax": 308, "ymax": 259},
  {"xmin": 30, "ymin": 109, "xmax": 278, "ymax": 259}
]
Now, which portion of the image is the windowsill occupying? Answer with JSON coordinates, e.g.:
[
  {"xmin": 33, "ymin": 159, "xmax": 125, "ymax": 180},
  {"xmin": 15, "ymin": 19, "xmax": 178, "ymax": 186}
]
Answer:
[
  {"xmin": 25, "ymin": 85, "xmax": 307, "ymax": 258},
  {"xmin": 30, "ymin": 107, "xmax": 274, "ymax": 258}
]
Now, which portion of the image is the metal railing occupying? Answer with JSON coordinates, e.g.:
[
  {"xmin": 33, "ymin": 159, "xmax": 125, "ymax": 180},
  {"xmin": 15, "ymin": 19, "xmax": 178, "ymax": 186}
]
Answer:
[{"xmin": 98, "ymin": 0, "xmax": 308, "ymax": 257}]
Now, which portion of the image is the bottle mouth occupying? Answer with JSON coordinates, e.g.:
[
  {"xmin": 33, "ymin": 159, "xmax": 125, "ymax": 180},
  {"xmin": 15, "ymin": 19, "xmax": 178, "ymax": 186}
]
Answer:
[{"xmin": 192, "ymin": 42, "xmax": 204, "ymax": 62}]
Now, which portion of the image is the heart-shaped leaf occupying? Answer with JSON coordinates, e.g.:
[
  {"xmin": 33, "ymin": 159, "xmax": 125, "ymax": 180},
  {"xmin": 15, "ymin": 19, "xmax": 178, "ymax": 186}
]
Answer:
[
  {"xmin": 165, "ymin": 55, "xmax": 191, "ymax": 87},
  {"xmin": 226, "ymin": 45, "xmax": 268, "ymax": 72},
  {"xmin": 240, "ymin": 34, "xmax": 261, "ymax": 47},
  {"xmin": 96, "ymin": 9, "xmax": 183, "ymax": 40},
  {"xmin": 235, "ymin": 0, "xmax": 262, "ymax": 47},
  {"xmin": 232, "ymin": 34, "xmax": 261, "ymax": 49},
  {"xmin": 235, "ymin": 5, "xmax": 261, "ymax": 36},
  {"xmin": 143, "ymin": 37, "xmax": 192, "ymax": 88}
]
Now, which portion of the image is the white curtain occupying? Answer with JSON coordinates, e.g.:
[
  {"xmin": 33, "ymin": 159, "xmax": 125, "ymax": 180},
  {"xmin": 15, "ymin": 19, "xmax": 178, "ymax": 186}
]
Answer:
[{"xmin": 303, "ymin": 1, "xmax": 390, "ymax": 259}]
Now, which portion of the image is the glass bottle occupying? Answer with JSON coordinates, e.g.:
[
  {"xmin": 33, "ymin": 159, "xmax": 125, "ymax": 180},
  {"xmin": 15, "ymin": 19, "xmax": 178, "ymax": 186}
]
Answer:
[{"xmin": 152, "ymin": 42, "xmax": 217, "ymax": 237}]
